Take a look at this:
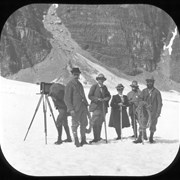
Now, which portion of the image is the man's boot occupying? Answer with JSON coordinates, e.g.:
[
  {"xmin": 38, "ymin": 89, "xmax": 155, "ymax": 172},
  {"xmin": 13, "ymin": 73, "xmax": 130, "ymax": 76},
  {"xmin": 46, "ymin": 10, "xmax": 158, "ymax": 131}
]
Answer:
[
  {"xmin": 96, "ymin": 125, "xmax": 103, "ymax": 141},
  {"xmin": 72, "ymin": 126, "xmax": 80, "ymax": 147},
  {"xmin": 80, "ymin": 127, "xmax": 88, "ymax": 146},
  {"xmin": 149, "ymin": 132, "xmax": 155, "ymax": 143},
  {"xmin": 89, "ymin": 125, "xmax": 98, "ymax": 144},
  {"xmin": 133, "ymin": 131, "xmax": 142, "ymax": 144},
  {"xmin": 143, "ymin": 130, "xmax": 148, "ymax": 140},
  {"xmin": 63, "ymin": 125, "xmax": 72, "ymax": 142},
  {"xmin": 74, "ymin": 137, "xmax": 81, "ymax": 147},
  {"xmin": 132, "ymin": 117, "xmax": 137, "ymax": 138},
  {"xmin": 54, "ymin": 125, "xmax": 63, "ymax": 145},
  {"xmin": 132, "ymin": 127, "xmax": 138, "ymax": 139},
  {"xmin": 81, "ymin": 136, "xmax": 88, "ymax": 146},
  {"xmin": 86, "ymin": 119, "xmax": 94, "ymax": 134}
]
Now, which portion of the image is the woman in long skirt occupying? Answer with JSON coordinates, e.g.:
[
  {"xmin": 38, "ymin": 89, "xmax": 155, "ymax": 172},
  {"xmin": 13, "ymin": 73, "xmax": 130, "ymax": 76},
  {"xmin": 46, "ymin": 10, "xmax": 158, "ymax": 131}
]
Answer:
[{"xmin": 109, "ymin": 84, "xmax": 130, "ymax": 139}]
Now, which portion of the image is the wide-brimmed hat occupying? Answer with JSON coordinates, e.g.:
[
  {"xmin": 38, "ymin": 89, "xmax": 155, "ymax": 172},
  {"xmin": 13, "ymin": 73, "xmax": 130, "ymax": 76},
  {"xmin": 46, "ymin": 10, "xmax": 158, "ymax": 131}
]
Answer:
[
  {"xmin": 96, "ymin": 73, "xmax": 107, "ymax": 81},
  {"xmin": 116, "ymin": 83, "xmax": 124, "ymax": 90},
  {"xmin": 71, "ymin": 67, "xmax": 81, "ymax": 74},
  {"xmin": 146, "ymin": 76, "xmax": 155, "ymax": 82},
  {"xmin": 130, "ymin": 80, "xmax": 139, "ymax": 87}
]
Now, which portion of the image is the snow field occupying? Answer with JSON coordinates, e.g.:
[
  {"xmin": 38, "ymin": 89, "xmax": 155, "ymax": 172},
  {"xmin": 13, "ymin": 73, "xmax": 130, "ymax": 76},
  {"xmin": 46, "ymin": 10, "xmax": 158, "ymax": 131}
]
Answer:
[{"xmin": 0, "ymin": 77, "xmax": 179, "ymax": 176}]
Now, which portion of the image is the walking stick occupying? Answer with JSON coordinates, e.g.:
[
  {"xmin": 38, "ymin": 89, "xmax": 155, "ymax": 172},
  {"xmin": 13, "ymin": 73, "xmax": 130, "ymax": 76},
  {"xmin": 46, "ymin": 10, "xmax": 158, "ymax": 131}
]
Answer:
[
  {"xmin": 102, "ymin": 101, "xmax": 108, "ymax": 143},
  {"xmin": 120, "ymin": 105, "xmax": 122, "ymax": 140},
  {"xmin": 133, "ymin": 103, "xmax": 137, "ymax": 140},
  {"xmin": 141, "ymin": 130, "xmax": 144, "ymax": 145}
]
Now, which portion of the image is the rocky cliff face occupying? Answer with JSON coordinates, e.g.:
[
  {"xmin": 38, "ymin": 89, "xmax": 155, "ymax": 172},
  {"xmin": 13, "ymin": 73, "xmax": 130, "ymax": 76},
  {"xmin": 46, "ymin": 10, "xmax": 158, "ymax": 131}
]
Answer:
[
  {"xmin": 0, "ymin": 4, "xmax": 52, "ymax": 77},
  {"xmin": 0, "ymin": 4, "xmax": 180, "ymax": 88},
  {"xmin": 56, "ymin": 4, "xmax": 172, "ymax": 75}
]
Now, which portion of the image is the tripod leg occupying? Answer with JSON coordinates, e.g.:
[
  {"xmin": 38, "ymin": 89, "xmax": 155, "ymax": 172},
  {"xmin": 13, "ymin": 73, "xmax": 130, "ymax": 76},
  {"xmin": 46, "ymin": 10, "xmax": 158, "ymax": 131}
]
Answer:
[
  {"xmin": 24, "ymin": 94, "xmax": 43, "ymax": 141},
  {"xmin": 43, "ymin": 95, "xmax": 47, "ymax": 144},
  {"xmin": 102, "ymin": 102, "xmax": 108, "ymax": 143},
  {"xmin": 45, "ymin": 96, "xmax": 58, "ymax": 132},
  {"xmin": 133, "ymin": 108, "xmax": 137, "ymax": 140}
]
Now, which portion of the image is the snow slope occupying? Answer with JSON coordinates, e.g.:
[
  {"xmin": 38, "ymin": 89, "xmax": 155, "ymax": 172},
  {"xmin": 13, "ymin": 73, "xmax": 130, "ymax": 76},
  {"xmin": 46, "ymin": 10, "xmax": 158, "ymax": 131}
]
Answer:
[{"xmin": 0, "ymin": 76, "xmax": 179, "ymax": 176}]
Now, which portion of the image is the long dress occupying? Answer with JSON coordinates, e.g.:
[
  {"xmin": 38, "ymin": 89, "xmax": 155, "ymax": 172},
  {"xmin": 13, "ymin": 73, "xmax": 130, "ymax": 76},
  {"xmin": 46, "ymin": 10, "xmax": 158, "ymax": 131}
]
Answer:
[{"xmin": 109, "ymin": 94, "xmax": 130, "ymax": 129}]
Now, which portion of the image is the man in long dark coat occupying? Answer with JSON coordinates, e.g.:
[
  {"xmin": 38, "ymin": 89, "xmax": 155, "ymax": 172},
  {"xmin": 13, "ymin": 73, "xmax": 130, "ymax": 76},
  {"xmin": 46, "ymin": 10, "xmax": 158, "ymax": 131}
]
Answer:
[
  {"xmin": 133, "ymin": 76, "xmax": 163, "ymax": 144},
  {"xmin": 127, "ymin": 80, "xmax": 142, "ymax": 139},
  {"xmin": 64, "ymin": 67, "xmax": 90, "ymax": 147},
  {"xmin": 109, "ymin": 84, "xmax": 130, "ymax": 140},
  {"xmin": 49, "ymin": 83, "xmax": 72, "ymax": 145},
  {"xmin": 88, "ymin": 73, "xmax": 111, "ymax": 143}
]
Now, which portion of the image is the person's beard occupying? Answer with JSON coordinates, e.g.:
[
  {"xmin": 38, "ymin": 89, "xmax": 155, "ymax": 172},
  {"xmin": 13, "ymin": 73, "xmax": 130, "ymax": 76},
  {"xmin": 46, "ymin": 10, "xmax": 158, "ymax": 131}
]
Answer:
[
  {"xmin": 147, "ymin": 84, "xmax": 153, "ymax": 89},
  {"xmin": 132, "ymin": 88, "xmax": 137, "ymax": 92},
  {"xmin": 74, "ymin": 74, "xmax": 80, "ymax": 80}
]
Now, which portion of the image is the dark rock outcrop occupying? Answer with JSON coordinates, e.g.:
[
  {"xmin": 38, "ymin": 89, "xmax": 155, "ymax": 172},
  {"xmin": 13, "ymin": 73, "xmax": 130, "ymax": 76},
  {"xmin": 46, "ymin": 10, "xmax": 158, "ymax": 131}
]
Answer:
[
  {"xmin": 56, "ymin": 4, "xmax": 172, "ymax": 75},
  {"xmin": 0, "ymin": 4, "xmax": 52, "ymax": 77},
  {"xmin": 0, "ymin": 4, "xmax": 180, "ymax": 89}
]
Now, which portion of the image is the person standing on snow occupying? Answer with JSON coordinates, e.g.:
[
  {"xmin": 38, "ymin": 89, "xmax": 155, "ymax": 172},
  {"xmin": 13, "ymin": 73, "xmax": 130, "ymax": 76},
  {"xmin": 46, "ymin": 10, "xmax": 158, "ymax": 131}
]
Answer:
[
  {"xmin": 109, "ymin": 84, "xmax": 130, "ymax": 140},
  {"xmin": 64, "ymin": 67, "xmax": 91, "ymax": 147},
  {"xmin": 133, "ymin": 76, "xmax": 162, "ymax": 144},
  {"xmin": 49, "ymin": 83, "xmax": 72, "ymax": 145},
  {"xmin": 127, "ymin": 80, "xmax": 142, "ymax": 139},
  {"xmin": 88, "ymin": 73, "xmax": 111, "ymax": 143}
]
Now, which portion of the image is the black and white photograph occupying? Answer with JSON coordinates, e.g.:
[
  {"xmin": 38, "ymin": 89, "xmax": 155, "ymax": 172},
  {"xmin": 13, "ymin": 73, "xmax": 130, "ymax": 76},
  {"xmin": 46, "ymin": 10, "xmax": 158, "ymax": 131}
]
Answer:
[{"xmin": 0, "ymin": 3, "xmax": 180, "ymax": 176}]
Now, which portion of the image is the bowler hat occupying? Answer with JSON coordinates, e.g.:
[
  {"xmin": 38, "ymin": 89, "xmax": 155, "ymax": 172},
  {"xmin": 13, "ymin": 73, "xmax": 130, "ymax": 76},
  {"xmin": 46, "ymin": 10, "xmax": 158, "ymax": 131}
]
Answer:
[
  {"xmin": 71, "ymin": 67, "xmax": 81, "ymax": 74},
  {"xmin": 96, "ymin": 73, "xmax": 107, "ymax": 81},
  {"xmin": 116, "ymin": 83, "xmax": 124, "ymax": 90},
  {"xmin": 146, "ymin": 76, "xmax": 155, "ymax": 82},
  {"xmin": 130, "ymin": 80, "xmax": 139, "ymax": 87}
]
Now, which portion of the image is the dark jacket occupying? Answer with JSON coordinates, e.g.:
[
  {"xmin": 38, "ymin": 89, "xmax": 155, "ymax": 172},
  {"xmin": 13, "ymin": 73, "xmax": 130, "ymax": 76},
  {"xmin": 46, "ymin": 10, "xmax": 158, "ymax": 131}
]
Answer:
[
  {"xmin": 64, "ymin": 78, "xmax": 88, "ymax": 113},
  {"xmin": 138, "ymin": 87, "xmax": 163, "ymax": 119},
  {"xmin": 109, "ymin": 94, "xmax": 130, "ymax": 128},
  {"xmin": 49, "ymin": 83, "xmax": 67, "ymax": 110},
  {"xmin": 88, "ymin": 83, "xmax": 111, "ymax": 113},
  {"xmin": 127, "ymin": 89, "xmax": 141, "ymax": 116}
]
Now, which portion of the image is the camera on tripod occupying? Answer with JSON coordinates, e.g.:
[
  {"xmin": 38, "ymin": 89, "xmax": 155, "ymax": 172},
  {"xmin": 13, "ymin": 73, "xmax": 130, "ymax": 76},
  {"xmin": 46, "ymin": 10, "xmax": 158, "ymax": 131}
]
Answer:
[
  {"xmin": 24, "ymin": 81, "xmax": 58, "ymax": 144},
  {"xmin": 40, "ymin": 82, "xmax": 53, "ymax": 95}
]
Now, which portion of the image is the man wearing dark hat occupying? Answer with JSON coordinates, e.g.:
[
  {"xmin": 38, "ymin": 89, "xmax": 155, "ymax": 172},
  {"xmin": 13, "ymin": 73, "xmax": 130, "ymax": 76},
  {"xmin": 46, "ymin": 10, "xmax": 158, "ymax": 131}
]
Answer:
[
  {"xmin": 109, "ymin": 84, "xmax": 130, "ymax": 139},
  {"xmin": 64, "ymin": 67, "xmax": 90, "ymax": 147},
  {"xmin": 88, "ymin": 73, "xmax": 111, "ymax": 143},
  {"xmin": 133, "ymin": 76, "xmax": 163, "ymax": 144},
  {"xmin": 127, "ymin": 80, "xmax": 142, "ymax": 139}
]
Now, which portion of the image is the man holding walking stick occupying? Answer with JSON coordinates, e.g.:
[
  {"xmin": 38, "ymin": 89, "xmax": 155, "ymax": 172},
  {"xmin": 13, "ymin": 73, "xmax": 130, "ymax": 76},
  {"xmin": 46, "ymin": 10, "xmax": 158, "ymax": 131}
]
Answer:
[
  {"xmin": 133, "ymin": 76, "xmax": 163, "ymax": 144},
  {"xmin": 127, "ymin": 81, "xmax": 142, "ymax": 139},
  {"xmin": 88, "ymin": 74, "xmax": 111, "ymax": 144}
]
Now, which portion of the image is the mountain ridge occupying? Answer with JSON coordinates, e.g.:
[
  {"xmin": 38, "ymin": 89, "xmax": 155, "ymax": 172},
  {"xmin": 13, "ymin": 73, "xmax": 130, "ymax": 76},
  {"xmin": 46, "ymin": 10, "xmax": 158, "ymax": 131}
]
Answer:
[{"xmin": 1, "ymin": 4, "xmax": 180, "ymax": 92}]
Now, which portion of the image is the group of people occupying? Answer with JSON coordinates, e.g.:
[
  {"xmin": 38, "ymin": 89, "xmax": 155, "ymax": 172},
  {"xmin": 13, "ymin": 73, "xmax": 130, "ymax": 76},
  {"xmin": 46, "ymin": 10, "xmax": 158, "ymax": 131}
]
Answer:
[{"xmin": 49, "ymin": 67, "xmax": 163, "ymax": 147}]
